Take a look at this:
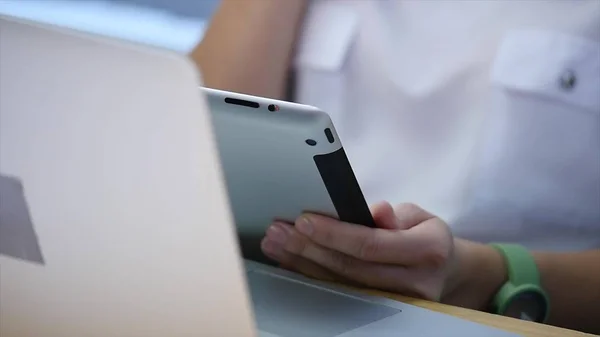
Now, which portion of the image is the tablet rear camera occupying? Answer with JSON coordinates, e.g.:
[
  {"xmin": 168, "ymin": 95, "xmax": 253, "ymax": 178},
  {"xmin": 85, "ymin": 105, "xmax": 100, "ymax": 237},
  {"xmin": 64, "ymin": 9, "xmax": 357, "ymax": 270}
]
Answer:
[
  {"xmin": 305, "ymin": 139, "xmax": 317, "ymax": 146},
  {"xmin": 324, "ymin": 128, "xmax": 335, "ymax": 143},
  {"xmin": 268, "ymin": 104, "xmax": 279, "ymax": 112}
]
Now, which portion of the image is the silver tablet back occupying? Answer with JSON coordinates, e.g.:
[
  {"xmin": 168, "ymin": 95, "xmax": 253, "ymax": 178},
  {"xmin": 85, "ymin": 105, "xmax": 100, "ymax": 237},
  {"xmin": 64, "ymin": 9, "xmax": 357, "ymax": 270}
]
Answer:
[{"xmin": 202, "ymin": 88, "xmax": 375, "ymax": 262}]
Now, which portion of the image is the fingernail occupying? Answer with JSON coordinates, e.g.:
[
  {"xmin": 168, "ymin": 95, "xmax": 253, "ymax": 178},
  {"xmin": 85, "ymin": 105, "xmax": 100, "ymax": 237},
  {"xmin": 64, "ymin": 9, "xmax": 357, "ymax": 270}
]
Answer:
[
  {"xmin": 261, "ymin": 238, "xmax": 282, "ymax": 257},
  {"xmin": 296, "ymin": 217, "xmax": 313, "ymax": 236},
  {"xmin": 266, "ymin": 224, "xmax": 288, "ymax": 244}
]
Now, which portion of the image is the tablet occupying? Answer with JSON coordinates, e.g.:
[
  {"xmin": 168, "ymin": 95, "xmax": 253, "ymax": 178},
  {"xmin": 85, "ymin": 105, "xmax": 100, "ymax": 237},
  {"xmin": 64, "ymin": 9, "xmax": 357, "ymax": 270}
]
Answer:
[{"xmin": 203, "ymin": 88, "xmax": 375, "ymax": 262}]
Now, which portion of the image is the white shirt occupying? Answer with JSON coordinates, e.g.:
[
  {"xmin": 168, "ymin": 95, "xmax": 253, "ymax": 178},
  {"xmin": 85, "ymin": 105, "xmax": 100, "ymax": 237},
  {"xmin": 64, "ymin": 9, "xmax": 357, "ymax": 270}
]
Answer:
[{"xmin": 294, "ymin": 0, "xmax": 600, "ymax": 251}]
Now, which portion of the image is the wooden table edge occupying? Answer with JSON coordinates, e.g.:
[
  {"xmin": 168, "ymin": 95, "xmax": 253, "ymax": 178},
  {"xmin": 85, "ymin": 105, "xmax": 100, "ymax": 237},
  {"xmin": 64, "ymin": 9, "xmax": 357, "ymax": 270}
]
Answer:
[{"xmin": 350, "ymin": 287, "xmax": 595, "ymax": 337}]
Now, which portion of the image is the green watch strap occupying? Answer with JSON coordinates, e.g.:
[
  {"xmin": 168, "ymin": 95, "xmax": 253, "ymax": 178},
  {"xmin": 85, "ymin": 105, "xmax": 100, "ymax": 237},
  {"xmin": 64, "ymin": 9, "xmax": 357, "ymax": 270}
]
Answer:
[
  {"xmin": 490, "ymin": 243, "xmax": 550, "ymax": 323},
  {"xmin": 490, "ymin": 243, "xmax": 541, "ymax": 286}
]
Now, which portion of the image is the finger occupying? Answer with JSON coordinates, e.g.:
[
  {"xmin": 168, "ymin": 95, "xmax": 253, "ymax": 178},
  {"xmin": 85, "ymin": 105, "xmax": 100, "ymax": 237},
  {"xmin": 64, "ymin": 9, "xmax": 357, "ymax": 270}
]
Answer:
[
  {"xmin": 264, "ymin": 222, "xmax": 378, "ymax": 283},
  {"xmin": 264, "ymin": 223, "xmax": 368, "ymax": 287},
  {"xmin": 264, "ymin": 223, "xmax": 442, "ymax": 299},
  {"xmin": 393, "ymin": 203, "xmax": 435, "ymax": 230},
  {"xmin": 263, "ymin": 222, "xmax": 342, "ymax": 281},
  {"xmin": 261, "ymin": 235, "xmax": 339, "ymax": 282},
  {"xmin": 295, "ymin": 213, "xmax": 439, "ymax": 266},
  {"xmin": 278, "ymin": 225, "xmax": 438, "ymax": 296},
  {"xmin": 370, "ymin": 202, "xmax": 400, "ymax": 230},
  {"xmin": 371, "ymin": 202, "xmax": 434, "ymax": 230},
  {"xmin": 276, "ymin": 224, "xmax": 392, "ymax": 286}
]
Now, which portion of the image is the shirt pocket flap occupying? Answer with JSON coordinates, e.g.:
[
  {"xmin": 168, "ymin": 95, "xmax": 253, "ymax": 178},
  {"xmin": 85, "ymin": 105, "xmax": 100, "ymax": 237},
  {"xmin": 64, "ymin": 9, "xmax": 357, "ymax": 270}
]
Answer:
[
  {"xmin": 294, "ymin": 1, "xmax": 359, "ymax": 72},
  {"xmin": 491, "ymin": 30, "xmax": 600, "ymax": 112}
]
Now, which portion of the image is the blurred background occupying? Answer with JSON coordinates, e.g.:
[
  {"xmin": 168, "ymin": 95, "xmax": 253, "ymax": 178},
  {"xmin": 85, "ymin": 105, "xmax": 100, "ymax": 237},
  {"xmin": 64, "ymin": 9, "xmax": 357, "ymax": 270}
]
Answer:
[{"xmin": 0, "ymin": 0, "xmax": 220, "ymax": 53}]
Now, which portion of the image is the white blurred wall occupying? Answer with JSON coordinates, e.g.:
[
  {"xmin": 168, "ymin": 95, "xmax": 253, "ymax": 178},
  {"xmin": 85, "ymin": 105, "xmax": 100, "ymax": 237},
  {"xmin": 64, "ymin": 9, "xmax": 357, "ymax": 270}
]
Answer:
[{"xmin": 0, "ymin": 0, "xmax": 214, "ymax": 53}]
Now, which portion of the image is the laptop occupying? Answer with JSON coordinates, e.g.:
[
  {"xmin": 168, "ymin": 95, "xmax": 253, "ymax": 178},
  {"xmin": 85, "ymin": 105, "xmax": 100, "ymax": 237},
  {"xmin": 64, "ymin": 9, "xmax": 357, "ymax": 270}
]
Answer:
[{"xmin": 0, "ymin": 15, "xmax": 519, "ymax": 337}]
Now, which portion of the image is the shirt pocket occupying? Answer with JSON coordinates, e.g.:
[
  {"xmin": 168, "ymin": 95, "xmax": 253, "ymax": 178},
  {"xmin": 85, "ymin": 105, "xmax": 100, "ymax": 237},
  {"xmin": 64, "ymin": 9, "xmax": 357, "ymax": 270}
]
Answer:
[
  {"xmin": 491, "ymin": 30, "xmax": 600, "ymax": 112},
  {"xmin": 293, "ymin": 1, "xmax": 358, "ymax": 117},
  {"xmin": 468, "ymin": 29, "xmax": 600, "ymax": 234}
]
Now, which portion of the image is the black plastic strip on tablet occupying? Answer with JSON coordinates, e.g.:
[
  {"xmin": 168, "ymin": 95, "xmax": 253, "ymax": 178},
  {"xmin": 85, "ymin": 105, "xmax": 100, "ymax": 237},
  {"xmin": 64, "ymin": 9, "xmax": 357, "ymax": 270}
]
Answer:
[{"xmin": 313, "ymin": 148, "xmax": 376, "ymax": 227}]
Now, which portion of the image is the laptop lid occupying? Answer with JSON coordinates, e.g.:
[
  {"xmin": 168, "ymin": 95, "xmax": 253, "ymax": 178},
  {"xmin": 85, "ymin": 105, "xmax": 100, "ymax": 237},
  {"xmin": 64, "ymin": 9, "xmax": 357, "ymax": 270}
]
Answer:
[{"xmin": 0, "ymin": 15, "xmax": 255, "ymax": 337}]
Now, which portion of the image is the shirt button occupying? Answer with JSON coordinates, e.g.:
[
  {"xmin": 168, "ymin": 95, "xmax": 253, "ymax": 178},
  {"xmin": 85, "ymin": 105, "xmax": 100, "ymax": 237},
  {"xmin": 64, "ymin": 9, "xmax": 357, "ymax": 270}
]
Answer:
[{"xmin": 559, "ymin": 70, "xmax": 577, "ymax": 91}]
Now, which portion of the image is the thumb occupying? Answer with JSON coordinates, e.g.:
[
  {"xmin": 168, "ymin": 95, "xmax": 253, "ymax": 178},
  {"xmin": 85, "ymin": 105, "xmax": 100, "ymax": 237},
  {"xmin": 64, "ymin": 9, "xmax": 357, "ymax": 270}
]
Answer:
[
  {"xmin": 371, "ymin": 202, "xmax": 434, "ymax": 230},
  {"xmin": 370, "ymin": 202, "xmax": 402, "ymax": 230}
]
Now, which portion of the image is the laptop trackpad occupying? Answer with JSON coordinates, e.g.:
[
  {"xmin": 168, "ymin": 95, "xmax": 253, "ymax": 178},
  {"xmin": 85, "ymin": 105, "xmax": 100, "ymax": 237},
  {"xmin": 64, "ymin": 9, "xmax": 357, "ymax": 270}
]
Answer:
[{"xmin": 247, "ymin": 271, "xmax": 400, "ymax": 337}]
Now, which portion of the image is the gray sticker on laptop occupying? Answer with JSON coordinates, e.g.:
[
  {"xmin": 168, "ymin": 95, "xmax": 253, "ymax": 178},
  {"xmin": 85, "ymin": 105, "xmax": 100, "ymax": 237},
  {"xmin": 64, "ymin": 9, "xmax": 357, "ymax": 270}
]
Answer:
[{"xmin": 0, "ymin": 174, "xmax": 45, "ymax": 265}]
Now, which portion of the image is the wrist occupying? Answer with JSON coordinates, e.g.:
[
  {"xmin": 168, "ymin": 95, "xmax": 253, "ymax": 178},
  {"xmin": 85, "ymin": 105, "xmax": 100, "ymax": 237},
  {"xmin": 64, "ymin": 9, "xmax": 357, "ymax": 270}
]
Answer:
[{"xmin": 442, "ymin": 239, "xmax": 507, "ymax": 310}]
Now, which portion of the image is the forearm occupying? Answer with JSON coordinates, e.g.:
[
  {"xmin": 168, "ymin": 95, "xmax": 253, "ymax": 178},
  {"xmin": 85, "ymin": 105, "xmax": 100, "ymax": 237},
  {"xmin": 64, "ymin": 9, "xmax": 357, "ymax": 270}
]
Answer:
[
  {"xmin": 443, "ymin": 239, "xmax": 600, "ymax": 333},
  {"xmin": 534, "ymin": 249, "xmax": 600, "ymax": 333},
  {"xmin": 190, "ymin": 0, "xmax": 307, "ymax": 99}
]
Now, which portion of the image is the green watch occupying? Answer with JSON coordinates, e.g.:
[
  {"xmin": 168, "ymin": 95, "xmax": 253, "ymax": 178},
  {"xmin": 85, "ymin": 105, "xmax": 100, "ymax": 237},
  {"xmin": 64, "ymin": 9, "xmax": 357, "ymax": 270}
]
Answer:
[{"xmin": 489, "ymin": 243, "xmax": 550, "ymax": 323}]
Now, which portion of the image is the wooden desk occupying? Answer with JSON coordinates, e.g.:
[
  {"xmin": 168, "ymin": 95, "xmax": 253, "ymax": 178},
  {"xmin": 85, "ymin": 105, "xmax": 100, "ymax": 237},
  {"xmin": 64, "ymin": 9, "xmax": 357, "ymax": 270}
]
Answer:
[{"xmin": 354, "ymin": 287, "xmax": 596, "ymax": 337}]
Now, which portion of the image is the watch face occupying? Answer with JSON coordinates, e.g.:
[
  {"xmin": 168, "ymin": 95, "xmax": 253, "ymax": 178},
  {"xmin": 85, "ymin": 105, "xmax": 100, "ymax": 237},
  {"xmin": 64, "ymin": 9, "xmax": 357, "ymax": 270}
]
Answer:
[{"xmin": 504, "ymin": 291, "xmax": 547, "ymax": 322}]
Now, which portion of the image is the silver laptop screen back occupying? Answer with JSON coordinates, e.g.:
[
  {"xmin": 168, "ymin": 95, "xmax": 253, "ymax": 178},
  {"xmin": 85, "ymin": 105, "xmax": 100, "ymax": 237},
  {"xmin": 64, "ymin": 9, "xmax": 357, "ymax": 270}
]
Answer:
[{"xmin": 0, "ymin": 15, "xmax": 255, "ymax": 337}]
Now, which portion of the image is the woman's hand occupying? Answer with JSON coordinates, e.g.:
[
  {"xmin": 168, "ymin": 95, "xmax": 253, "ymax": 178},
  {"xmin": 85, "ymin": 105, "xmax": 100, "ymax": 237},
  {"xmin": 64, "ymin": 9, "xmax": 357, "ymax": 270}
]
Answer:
[{"xmin": 260, "ymin": 202, "xmax": 459, "ymax": 301}]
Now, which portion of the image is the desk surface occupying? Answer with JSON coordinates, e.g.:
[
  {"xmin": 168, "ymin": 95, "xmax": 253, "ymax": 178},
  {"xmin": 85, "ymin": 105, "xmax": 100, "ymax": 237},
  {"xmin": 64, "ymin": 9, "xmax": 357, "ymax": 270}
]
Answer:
[{"xmin": 356, "ymin": 288, "xmax": 595, "ymax": 337}]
